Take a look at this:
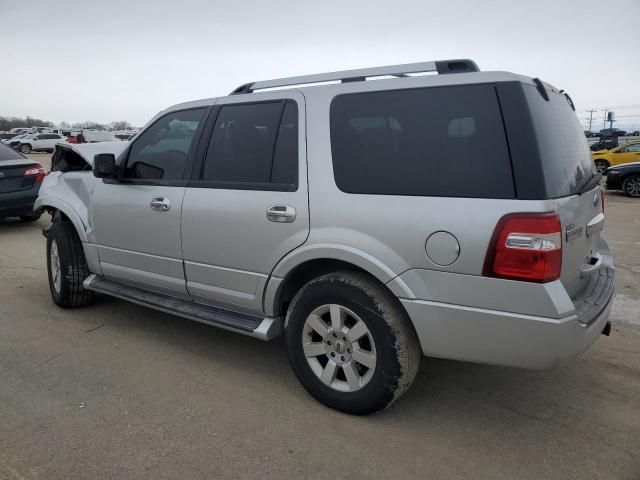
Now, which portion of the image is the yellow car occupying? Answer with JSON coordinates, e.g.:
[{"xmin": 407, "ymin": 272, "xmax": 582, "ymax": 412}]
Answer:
[{"xmin": 593, "ymin": 140, "xmax": 640, "ymax": 174}]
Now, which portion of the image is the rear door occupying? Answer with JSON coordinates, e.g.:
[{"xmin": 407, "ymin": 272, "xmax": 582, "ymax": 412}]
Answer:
[{"xmin": 180, "ymin": 92, "xmax": 308, "ymax": 314}]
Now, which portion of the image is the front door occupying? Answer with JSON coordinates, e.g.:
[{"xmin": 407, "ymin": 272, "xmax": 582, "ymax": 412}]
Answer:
[
  {"xmin": 90, "ymin": 107, "xmax": 209, "ymax": 297},
  {"xmin": 611, "ymin": 142, "xmax": 640, "ymax": 165},
  {"xmin": 180, "ymin": 92, "xmax": 308, "ymax": 314}
]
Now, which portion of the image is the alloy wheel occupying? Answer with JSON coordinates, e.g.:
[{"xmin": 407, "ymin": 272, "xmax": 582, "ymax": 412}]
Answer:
[{"xmin": 301, "ymin": 304, "xmax": 377, "ymax": 392}]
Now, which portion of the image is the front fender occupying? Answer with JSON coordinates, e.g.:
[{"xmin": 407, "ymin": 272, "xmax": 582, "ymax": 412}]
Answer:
[{"xmin": 34, "ymin": 194, "xmax": 87, "ymax": 243}]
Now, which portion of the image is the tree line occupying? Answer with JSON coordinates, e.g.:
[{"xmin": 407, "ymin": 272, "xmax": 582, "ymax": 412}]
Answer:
[{"xmin": 0, "ymin": 116, "xmax": 135, "ymax": 132}]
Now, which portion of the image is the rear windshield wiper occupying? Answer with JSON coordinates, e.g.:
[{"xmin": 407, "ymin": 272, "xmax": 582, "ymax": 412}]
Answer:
[{"xmin": 577, "ymin": 173, "xmax": 602, "ymax": 195}]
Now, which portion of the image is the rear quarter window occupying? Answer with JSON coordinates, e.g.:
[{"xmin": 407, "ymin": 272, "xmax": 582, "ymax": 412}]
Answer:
[{"xmin": 330, "ymin": 84, "xmax": 515, "ymax": 198}]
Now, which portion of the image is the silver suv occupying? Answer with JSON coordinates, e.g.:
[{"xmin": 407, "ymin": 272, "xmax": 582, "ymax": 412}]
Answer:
[{"xmin": 36, "ymin": 59, "xmax": 614, "ymax": 414}]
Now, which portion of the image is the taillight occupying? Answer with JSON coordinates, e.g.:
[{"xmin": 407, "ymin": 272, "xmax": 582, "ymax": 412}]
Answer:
[
  {"xmin": 24, "ymin": 165, "xmax": 46, "ymax": 182},
  {"xmin": 484, "ymin": 213, "xmax": 562, "ymax": 283}
]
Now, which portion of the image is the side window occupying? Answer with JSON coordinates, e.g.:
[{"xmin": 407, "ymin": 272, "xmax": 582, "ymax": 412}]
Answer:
[
  {"xmin": 623, "ymin": 143, "xmax": 640, "ymax": 152},
  {"xmin": 330, "ymin": 84, "xmax": 514, "ymax": 198},
  {"xmin": 124, "ymin": 108, "xmax": 205, "ymax": 181},
  {"xmin": 202, "ymin": 100, "xmax": 298, "ymax": 189}
]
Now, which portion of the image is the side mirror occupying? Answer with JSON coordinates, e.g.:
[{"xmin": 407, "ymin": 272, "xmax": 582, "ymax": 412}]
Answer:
[{"xmin": 93, "ymin": 153, "xmax": 118, "ymax": 179}]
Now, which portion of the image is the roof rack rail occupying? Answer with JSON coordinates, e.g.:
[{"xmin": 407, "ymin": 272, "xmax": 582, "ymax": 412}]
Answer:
[{"xmin": 230, "ymin": 59, "xmax": 479, "ymax": 95}]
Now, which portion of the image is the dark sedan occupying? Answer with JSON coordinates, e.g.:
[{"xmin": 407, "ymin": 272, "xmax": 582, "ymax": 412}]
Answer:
[
  {"xmin": 0, "ymin": 142, "xmax": 45, "ymax": 221},
  {"xmin": 606, "ymin": 162, "xmax": 640, "ymax": 197}
]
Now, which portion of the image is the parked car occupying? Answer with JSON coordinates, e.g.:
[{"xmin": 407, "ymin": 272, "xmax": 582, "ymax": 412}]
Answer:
[
  {"xmin": 16, "ymin": 133, "xmax": 67, "ymax": 154},
  {"xmin": 5, "ymin": 133, "xmax": 37, "ymax": 149},
  {"xmin": 35, "ymin": 59, "xmax": 613, "ymax": 414},
  {"xmin": 584, "ymin": 131, "xmax": 599, "ymax": 138},
  {"xmin": 630, "ymin": 130, "xmax": 639, "ymax": 136},
  {"xmin": 0, "ymin": 142, "xmax": 45, "ymax": 222},
  {"xmin": 605, "ymin": 162, "xmax": 640, "ymax": 197},
  {"xmin": 590, "ymin": 135, "xmax": 619, "ymax": 152},
  {"xmin": 592, "ymin": 140, "xmax": 640, "ymax": 174},
  {"xmin": 0, "ymin": 133, "xmax": 20, "ymax": 141},
  {"xmin": 9, "ymin": 127, "xmax": 32, "ymax": 135}
]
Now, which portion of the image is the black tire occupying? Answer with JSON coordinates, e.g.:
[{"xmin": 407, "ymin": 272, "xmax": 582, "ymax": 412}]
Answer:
[
  {"xmin": 46, "ymin": 218, "xmax": 94, "ymax": 308},
  {"xmin": 622, "ymin": 175, "xmax": 640, "ymax": 198},
  {"xmin": 20, "ymin": 144, "xmax": 32, "ymax": 154},
  {"xmin": 285, "ymin": 271, "xmax": 421, "ymax": 415},
  {"xmin": 19, "ymin": 213, "xmax": 41, "ymax": 222},
  {"xmin": 594, "ymin": 159, "xmax": 609, "ymax": 175}
]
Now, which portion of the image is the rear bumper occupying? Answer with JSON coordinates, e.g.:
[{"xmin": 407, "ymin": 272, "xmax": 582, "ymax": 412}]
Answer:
[
  {"xmin": 401, "ymin": 292, "xmax": 613, "ymax": 369},
  {"xmin": 0, "ymin": 187, "xmax": 40, "ymax": 218}
]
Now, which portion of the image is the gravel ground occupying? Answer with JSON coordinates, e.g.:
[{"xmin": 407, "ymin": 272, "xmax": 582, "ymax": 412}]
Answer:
[{"xmin": 1, "ymin": 152, "xmax": 638, "ymax": 480}]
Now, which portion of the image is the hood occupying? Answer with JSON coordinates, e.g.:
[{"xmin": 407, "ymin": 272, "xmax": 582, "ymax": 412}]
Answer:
[
  {"xmin": 609, "ymin": 161, "xmax": 640, "ymax": 170},
  {"xmin": 56, "ymin": 141, "xmax": 127, "ymax": 167}
]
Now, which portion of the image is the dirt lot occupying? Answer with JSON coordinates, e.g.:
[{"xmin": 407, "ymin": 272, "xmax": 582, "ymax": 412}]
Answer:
[{"xmin": 1, "ymin": 152, "xmax": 639, "ymax": 480}]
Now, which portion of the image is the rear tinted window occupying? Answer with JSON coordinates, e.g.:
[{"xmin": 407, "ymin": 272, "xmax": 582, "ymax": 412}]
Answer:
[
  {"xmin": 330, "ymin": 84, "xmax": 514, "ymax": 198},
  {"xmin": 523, "ymin": 85, "xmax": 594, "ymax": 197},
  {"xmin": 0, "ymin": 143, "xmax": 23, "ymax": 161}
]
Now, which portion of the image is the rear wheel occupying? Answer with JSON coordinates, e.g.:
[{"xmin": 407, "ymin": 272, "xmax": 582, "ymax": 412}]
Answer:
[
  {"xmin": 46, "ymin": 218, "xmax": 94, "ymax": 308},
  {"xmin": 594, "ymin": 159, "xmax": 610, "ymax": 175},
  {"xmin": 622, "ymin": 175, "xmax": 640, "ymax": 197},
  {"xmin": 285, "ymin": 271, "xmax": 421, "ymax": 415},
  {"xmin": 19, "ymin": 144, "xmax": 32, "ymax": 154}
]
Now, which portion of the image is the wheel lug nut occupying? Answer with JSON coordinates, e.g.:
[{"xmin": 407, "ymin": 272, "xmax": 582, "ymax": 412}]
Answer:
[
  {"xmin": 332, "ymin": 332, "xmax": 337, "ymax": 338},
  {"xmin": 331, "ymin": 352, "xmax": 335, "ymax": 357},
  {"xmin": 327, "ymin": 341, "xmax": 331, "ymax": 345},
  {"xmin": 341, "ymin": 356, "xmax": 345, "ymax": 361}
]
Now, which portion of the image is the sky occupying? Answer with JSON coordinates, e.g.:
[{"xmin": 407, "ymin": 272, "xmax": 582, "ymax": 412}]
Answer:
[{"xmin": 1, "ymin": 0, "xmax": 639, "ymax": 130}]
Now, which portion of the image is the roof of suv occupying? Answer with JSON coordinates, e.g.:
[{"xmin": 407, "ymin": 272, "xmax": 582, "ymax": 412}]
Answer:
[{"xmin": 161, "ymin": 59, "xmax": 560, "ymax": 116}]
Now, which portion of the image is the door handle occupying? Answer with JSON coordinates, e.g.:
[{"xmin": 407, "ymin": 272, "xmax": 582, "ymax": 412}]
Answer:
[
  {"xmin": 150, "ymin": 197, "xmax": 171, "ymax": 212},
  {"xmin": 266, "ymin": 205, "xmax": 296, "ymax": 223}
]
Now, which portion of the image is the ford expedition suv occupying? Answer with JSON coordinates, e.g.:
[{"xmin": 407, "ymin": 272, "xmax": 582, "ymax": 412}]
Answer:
[{"xmin": 35, "ymin": 59, "xmax": 614, "ymax": 414}]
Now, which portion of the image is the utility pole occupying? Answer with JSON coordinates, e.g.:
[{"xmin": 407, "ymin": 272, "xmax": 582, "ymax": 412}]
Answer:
[{"xmin": 586, "ymin": 109, "xmax": 596, "ymax": 132}]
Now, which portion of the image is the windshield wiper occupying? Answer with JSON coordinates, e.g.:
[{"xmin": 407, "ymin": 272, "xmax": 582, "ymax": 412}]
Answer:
[{"xmin": 577, "ymin": 173, "xmax": 602, "ymax": 195}]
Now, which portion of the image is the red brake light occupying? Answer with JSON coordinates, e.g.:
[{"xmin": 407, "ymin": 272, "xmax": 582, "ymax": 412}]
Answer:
[
  {"xmin": 484, "ymin": 213, "xmax": 562, "ymax": 283},
  {"xmin": 24, "ymin": 165, "xmax": 46, "ymax": 182}
]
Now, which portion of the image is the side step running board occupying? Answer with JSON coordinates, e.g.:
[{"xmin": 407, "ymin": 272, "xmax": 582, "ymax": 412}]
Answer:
[{"xmin": 83, "ymin": 274, "xmax": 282, "ymax": 340}]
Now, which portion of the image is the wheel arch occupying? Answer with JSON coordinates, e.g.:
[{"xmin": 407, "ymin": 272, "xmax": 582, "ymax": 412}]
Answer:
[
  {"xmin": 263, "ymin": 245, "xmax": 415, "ymax": 317},
  {"xmin": 35, "ymin": 196, "xmax": 88, "ymax": 242}
]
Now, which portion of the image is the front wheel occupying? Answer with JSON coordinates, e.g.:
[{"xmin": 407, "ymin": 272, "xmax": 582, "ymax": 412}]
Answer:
[
  {"xmin": 285, "ymin": 271, "xmax": 421, "ymax": 415},
  {"xmin": 594, "ymin": 159, "xmax": 610, "ymax": 175},
  {"xmin": 622, "ymin": 175, "xmax": 640, "ymax": 197},
  {"xmin": 19, "ymin": 144, "xmax": 32, "ymax": 154},
  {"xmin": 46, "ymin": 219, "xmax": 94, "ymax": 308}
]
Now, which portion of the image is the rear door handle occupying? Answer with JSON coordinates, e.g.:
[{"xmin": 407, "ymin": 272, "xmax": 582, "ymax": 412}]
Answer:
[
  {"xmin": 150, "ymin": 197, "xmax": 171, "ymax": 212},
  {"xmin": 266, "ymin": 205, "xmax": 296, "ymax": 223}
]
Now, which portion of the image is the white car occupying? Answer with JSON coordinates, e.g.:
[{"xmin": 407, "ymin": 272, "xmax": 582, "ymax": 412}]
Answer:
[{"xmin": 16, "ymin": 133, "xmax": 67, "ymax": 154}]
